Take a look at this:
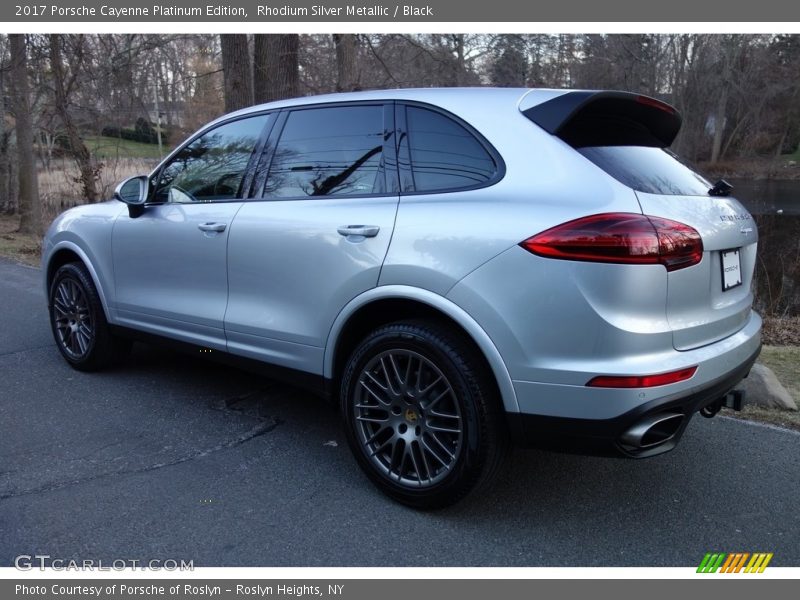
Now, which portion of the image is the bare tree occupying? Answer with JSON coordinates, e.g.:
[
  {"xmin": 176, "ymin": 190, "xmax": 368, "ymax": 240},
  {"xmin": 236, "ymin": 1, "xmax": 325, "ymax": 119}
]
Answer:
[
  {"xmin": 49, "ymin": 34, "xmax": 100, "ymax": 203},
  {"xmin": 0, "ymin": 39, "xmax": 13, "ymax": 214},
  {"xmin": 710, "ymin": 37, "xmax": 742, "ymax": 163},
  {"xmin": 220, "ymin": 34, "xmax": 253, "ymax": 112},
  {"xmin": 490, "ymin": 35, "xmax": 527, "ymax": 86},
  {"xmin": 9, "ymin": 34, "xmax": 41, "ymax": 233},
  {"xmin": 254, "ymin": 34, "xmax": 299, "ymax": 103},
  {"xmin": 450, "ymin": 34, "xmax": 468, "ymax": 86},
  {"xmin": 2, "ymin": 32, "xmax": 800, "ymax": 228},
  {"xmin": 771, "ymin": 35, "xmax": 800, "ymax": 159},
  {"xmin": 333, "ymin": 34, "xmax": 359, "ymax": 92},
  {"xmin": 253, "ymin": 34, "xmax": 270, "ymax": 103}
]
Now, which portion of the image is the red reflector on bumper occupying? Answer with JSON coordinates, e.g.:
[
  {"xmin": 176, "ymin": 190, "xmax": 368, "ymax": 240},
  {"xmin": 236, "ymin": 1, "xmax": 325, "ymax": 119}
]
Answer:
[{"xmin": 586, "ymin": 366, "xmax": 697, "ymax": 388}]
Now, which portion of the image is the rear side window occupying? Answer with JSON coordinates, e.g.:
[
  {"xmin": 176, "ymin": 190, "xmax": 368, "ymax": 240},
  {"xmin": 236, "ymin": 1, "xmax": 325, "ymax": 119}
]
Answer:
[
  {"xmin": 265, "ymin": 105, "xmax": 385, "ymax": 198},
  {"xmin": 578, "ymin": 146, "xmax": 711, "ymax": 196},
  {"xmin": 405, "ymin": 107, "xmax": 497, "ymax": 192}
]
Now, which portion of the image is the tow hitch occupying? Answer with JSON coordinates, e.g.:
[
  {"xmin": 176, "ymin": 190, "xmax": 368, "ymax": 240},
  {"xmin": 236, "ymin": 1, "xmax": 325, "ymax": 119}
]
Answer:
[{"xmin": 700, "ymin": 389, "xmax": 746, "ymax": 418}]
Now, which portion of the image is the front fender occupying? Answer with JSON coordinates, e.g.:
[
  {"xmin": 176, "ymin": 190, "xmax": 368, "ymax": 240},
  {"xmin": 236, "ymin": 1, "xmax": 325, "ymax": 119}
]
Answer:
[
  {"xmin": 42, "ymin": 201, "xmax": 123, "ymax": 320},
  {"xmin": 42, "ymin": 239, "xmax": 114, "ymax": 321}
]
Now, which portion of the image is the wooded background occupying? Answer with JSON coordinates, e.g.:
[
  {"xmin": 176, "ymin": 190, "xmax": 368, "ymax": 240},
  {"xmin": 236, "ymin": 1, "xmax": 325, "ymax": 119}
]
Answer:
[{"xmin": 1, "ymin": 33, "xmax": 799, "ymax": 233}]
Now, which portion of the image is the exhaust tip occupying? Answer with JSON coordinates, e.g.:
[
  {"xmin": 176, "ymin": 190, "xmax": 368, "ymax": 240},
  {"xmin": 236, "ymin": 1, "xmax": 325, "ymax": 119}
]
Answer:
[{"xmin": 620, "ymin": 412, "xmax": 684, "ymax": 450}]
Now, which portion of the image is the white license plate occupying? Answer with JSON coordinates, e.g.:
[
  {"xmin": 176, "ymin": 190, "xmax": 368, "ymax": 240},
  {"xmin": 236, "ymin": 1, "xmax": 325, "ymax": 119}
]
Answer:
[{"xmin": 721, "ymin": 249, "xmax": 742, "ymax": 291}]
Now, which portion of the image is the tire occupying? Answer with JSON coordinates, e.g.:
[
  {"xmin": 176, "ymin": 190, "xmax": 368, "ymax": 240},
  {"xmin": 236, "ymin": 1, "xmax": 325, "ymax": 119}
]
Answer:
[
  {"xmin": 340, "ymin": 319, "xmax": 509, "ymax": 509},
  {"xmin": 48, "ymin": 262, "xmax": 131, "ymax": 371}
]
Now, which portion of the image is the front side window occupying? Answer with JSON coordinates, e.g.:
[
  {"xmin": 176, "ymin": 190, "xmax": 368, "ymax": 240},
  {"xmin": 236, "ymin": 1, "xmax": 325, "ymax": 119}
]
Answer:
[
  {"xmin": 405, "ymin": 106, "xmax": 497, "ymax": 192},
  {"xmin": 264, "ymin": 105, "xmax": 385, "ymax": 198},
  {"xmin": 154, "ymin": 114, "xmax": 271, "ymax": 203}
]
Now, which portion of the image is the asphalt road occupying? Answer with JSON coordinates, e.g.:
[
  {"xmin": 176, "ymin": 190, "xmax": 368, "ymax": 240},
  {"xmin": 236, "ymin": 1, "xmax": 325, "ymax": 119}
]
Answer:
[{"xmin": 1, "ymin": 258, "xmax": 798, "ymax": 567}]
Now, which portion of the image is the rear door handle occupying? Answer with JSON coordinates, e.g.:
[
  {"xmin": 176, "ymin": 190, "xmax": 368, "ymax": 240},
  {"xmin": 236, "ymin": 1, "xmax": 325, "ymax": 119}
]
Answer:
[
  {"xmin": 337, "ymin": 225, "xmax": 380, "ymax": 238},
  {"xmin": 198, "ymin": 222, "xmax": 227, "ymax": 233}
]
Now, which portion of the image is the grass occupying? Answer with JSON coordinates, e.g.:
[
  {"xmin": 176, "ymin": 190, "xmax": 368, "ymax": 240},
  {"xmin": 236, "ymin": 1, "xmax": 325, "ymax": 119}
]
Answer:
[
  {"xmin": 722, "ymin": 345, "xmax": 800, "ymax": 431},
  {"xmin": 37, "ymin": 157, "xmax": 155, "ymax": 223},
  {"xmin": 759, "ymin": 345, "xmax": 800, "ymax": 402},
  {"xmin": 783, "ymin": 144, "xmax": 800, "ymax": 162},
  {"xmin": 0, "ymin": 157, "xmax": 154, "ymax": 267},
  {"xmin": 702, "ymin": 146, "xmax": 800, "ymax": 179},
  {"xmin": 84, "ymin": 135, "xmax": 166, "ymax": 160},
  {"xmin": 0, "ymin": 215, "xmax": 41, "ymax": 267},
  {"xmin": 724, "ymin": 405, "xmax": 800, "ymax": 431}
]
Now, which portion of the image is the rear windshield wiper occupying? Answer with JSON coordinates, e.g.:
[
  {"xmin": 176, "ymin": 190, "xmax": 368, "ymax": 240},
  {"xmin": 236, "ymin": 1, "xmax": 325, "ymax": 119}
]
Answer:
[{"xmin": 708, "ymin": 179, "xmax": 733, "ymax": 197}]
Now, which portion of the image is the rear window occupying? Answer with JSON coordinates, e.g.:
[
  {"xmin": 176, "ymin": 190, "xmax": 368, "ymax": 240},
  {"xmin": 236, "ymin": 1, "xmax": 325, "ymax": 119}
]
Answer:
[{"xmin": 578, "ymin": 146, "xmax": 712, "ymax": 196}]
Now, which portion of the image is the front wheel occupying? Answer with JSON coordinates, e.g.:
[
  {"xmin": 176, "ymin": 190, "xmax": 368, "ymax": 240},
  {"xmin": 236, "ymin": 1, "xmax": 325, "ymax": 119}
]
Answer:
[
  {"xmin": 49, "ymin": 262, "xmax": 131, "ymax": 371},
  {"xmin": 340, "ymin": 320, "xmax": 509, "ymax": 509}
]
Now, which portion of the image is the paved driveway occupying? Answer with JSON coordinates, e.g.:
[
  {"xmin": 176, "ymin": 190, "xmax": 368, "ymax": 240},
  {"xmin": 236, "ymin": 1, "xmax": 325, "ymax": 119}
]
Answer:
[{"xmin": 1, "ymin": 259, "xmax": 798, "ymax": 566}]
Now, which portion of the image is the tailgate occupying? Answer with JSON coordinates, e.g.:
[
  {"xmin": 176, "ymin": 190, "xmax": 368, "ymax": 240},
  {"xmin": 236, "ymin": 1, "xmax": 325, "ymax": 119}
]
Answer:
[{"xmin": 636, "ymin": 192, "xmax": 757, "ymax": 350}]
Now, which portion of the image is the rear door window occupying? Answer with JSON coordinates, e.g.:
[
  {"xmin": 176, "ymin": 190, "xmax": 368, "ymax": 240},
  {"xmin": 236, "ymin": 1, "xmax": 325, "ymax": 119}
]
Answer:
[
  {"xmin": 404, "ymin": 106, "xmax": 497, "ymax": 192},
  {"xmin": 578, "ymin": 146, "xmax": 712, "ymax": 196},
  {"xmin": 264, "ymin": 105, "xmax": 386, "ymax": 198}
]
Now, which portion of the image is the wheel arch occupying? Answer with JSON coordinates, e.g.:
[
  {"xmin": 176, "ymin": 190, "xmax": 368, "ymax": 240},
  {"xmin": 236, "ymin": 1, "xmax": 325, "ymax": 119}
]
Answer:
[
  {"xmin": 324, "ymin": 286, "xmax": 519, "ymax": 414},
  {"xmin": 44, "ymin": 242, "xmax": 112, "ymax": 321}
]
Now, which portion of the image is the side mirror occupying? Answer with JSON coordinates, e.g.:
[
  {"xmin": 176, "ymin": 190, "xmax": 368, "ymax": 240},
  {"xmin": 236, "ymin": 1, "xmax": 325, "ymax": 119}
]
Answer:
[{"xmin": 114, "ymin": 175, "xmax": 149, "ymax": 218}]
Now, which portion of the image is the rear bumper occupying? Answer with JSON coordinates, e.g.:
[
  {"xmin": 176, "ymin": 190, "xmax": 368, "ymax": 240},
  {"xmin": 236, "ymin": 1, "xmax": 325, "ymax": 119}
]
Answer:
[{"xmin": 506, "ymin": 344, "xmax": 760, "ymax": 458}]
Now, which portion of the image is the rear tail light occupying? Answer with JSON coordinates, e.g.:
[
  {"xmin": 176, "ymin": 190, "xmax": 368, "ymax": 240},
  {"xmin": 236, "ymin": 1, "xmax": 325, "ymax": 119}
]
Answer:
[
  {"xmin": 587, "ymin": 366, "xmax": 697, "ymax": 388},
  {"xmin": 520, "ymin": 213, "xmax": 703, "ymax": 271}
]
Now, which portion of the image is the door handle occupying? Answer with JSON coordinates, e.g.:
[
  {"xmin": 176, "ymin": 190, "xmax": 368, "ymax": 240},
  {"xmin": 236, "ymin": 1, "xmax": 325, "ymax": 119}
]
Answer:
[
  {"xmin": 198, "ymin": 222, "xmax": 227, "ymax": 233},
  {"xmin": 337, "ymin": 225, "xmax": 380, "ymax": 238}
]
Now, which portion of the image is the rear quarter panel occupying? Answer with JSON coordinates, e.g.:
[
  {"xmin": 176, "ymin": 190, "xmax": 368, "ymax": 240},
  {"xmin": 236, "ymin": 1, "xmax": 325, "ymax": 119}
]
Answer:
[{"xmin": 379, "ymin": 99, "xmax": 644, "ymax": 294}]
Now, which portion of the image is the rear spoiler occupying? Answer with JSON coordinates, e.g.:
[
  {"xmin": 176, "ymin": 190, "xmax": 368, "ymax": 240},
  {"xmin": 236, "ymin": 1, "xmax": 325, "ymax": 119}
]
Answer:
[{"xmin": 522, "ymin": 91, "xmax": 682, "ymax": 148}]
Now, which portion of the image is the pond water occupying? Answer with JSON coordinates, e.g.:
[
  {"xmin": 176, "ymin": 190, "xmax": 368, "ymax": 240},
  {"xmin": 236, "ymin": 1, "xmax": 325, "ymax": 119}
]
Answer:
[
  {"xmin": 729, "ymin": 179, "xmax": 799, "ymax": 317},
  {"xmin": 730, "ymin": 178, "xmax": 800, "ymax": 216}
]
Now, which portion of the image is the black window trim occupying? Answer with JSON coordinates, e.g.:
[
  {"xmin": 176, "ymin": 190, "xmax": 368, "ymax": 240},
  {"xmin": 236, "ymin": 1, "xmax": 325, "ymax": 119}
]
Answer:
[
  {"xmin": 247, "ymin": 100, "xmax": 398, "ymax": 203},
  {"xmin": 397, "ymin": 100, "xmax": 506, "ymax": 197},
  {"xmin": 146, "ymin": 110, "xmax": 277, "ymax": 206},
  {"xmin": 144, "ymin": 98, "xmax": 506, "ymax": 206}
]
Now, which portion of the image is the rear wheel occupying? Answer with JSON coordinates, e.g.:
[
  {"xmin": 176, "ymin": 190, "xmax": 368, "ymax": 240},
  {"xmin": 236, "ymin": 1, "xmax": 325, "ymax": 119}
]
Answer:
[
  {"xmin": 49, "ymin": 262, "xmax": 131, "ymax": 371},
  {"xmin": 340, "ymin": 320, "xmax": 509, "ymax": 508}
]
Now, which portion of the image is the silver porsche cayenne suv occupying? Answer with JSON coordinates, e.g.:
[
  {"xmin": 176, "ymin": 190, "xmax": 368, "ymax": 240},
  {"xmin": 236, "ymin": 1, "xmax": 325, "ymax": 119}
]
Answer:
[{"xmin": 43, "ymin": 88, "xmax": 761, "ymax": 508}]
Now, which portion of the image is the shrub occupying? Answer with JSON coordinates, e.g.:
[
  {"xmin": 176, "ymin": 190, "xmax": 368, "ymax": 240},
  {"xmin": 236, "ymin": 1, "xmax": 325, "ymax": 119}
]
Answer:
[{"xmin": 101, "ymin": 118, "xmax": 167, "ymax": 145}]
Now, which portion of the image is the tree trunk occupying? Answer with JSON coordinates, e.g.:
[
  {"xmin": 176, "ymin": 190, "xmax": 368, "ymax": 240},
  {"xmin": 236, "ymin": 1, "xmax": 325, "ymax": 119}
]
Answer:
[
  {"xmin": 49, "ymin": 34, "xmax": 100, "ymax": 203},
  {"xmin": 0, "ymin": 53, "xmax": 11, "ymax": 214},
  {"xmin": 9, "ymin": 34, "xmax": 41, "ymax": 234},
  {"xmin": 333, "ymin": 34, "xmax": 358, "ymax": 92},
  {"xmin": 156, "ymin": 59, "xmax": 172, "ymax": 129},
  {"xmin": 710, "ymin": 37, "xmax": 742, "ymax": 164},
  {"xmin": 253, "ymin": 34, "xmax": 299, "ymax": 103},
  {"xmin": 253, "ymin": 34, "xmax": 270, "ymax": 103},
  {"xmin": 710, "ymin": 83, "xmax": 729, "ymax": 164},
  {"xmin": 220, "ymin": 34, "xmax": 253, "ymax": 112},
  {"xmin": 453, "ymin": 34, "xmax": 466, "ymax": 86},
  {"xmin": 775, "ymin": 85, "xmax": 799, "ymax": 158}
]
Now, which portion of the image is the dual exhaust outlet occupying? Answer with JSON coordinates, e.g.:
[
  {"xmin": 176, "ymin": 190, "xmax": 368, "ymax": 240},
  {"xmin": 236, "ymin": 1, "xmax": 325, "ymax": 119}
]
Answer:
[
  {"xmin": 620, "ymin": 389, "xmax": 746, "ymax": 451},
  {"xmin": 620, "ymin": 412, "xmax": 685, "ymax": 450}
]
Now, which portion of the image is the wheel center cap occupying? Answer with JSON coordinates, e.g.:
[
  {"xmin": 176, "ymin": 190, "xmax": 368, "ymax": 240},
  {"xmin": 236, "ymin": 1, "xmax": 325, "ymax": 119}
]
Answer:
[{"xmin": 404, "ymin": 408, "xmax": 419, "ymax": 424}]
